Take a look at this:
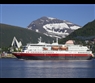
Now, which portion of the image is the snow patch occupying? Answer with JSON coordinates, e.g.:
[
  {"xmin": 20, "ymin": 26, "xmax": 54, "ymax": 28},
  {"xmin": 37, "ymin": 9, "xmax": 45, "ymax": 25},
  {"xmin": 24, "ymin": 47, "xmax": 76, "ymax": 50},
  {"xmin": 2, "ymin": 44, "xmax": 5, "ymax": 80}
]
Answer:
[
  {"xmin": 36, "ymin": 29, "xmax": 39, "ymax": 32},
  {"xmin": 47, "ymin": 17, "xmax": 56, "ymax": 20},
  {"xmin": 66, "ymin": 22, "xmax": 73, "ymax": 24},
  {"xmin": 43, "ymin": 23, "xmax": 69, "ymax": 30},
  {"xmin": 46, "ymin": 20, "xmax": 49, "ymax": 22},
  {"xmin": 70, "ymin": 26, "xmax": 80, "ymax": 30}
]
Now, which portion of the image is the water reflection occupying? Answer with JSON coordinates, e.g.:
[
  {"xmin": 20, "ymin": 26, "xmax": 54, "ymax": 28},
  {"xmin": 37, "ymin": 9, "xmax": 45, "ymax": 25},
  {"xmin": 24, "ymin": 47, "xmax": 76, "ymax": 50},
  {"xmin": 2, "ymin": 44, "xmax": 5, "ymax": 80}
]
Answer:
[{"xmin": 0, "ymin": 58, "xmax": 95, "ymax": 78}]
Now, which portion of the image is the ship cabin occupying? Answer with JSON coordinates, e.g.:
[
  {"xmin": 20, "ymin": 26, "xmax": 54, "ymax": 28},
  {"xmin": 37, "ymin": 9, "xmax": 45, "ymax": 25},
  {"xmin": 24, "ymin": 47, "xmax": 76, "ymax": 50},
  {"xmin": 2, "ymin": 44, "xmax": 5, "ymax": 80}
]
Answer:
[
  {"xmin": 22, "ymin": 37, "xmax": 60, "ymax": 52},
  {"xmin": 22, "ymin": 42, "xmax": 61, "ymax": 52}
]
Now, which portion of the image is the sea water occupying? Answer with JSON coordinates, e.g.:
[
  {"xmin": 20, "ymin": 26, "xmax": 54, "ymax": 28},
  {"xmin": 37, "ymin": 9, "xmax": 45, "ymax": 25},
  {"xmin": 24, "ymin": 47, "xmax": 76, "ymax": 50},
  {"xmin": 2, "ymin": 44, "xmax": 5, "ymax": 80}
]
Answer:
[{"xmin": 0, "ymin": 58, "xmax": 95, "ymax": 78}]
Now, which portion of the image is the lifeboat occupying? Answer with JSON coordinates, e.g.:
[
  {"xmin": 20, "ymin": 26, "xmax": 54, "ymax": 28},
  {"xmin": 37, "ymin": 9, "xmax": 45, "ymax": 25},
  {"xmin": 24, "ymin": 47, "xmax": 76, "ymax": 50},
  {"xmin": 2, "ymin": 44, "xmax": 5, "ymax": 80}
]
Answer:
[
  {"xmin": 59, "ymin": 46, "xmax": 68, "ymax": 50},
  {"xmin": 43, "ymin": 47, "xmax": 48, "ymax": 50},
  {"xmin": 52, "ymin": 46, "xmax": 59, "ymax": 50}
]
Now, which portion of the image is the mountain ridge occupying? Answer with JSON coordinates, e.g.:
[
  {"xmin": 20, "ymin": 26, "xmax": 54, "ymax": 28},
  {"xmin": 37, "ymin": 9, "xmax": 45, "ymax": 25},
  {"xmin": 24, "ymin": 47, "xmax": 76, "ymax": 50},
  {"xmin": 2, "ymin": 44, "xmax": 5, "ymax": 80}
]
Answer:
[
  {"xmin": 27, "ymin": 16, "xmax": 81, "ymax": 39},
  {"xmin": 59, "ymin": 19, "xmax": 95, "ymax": 44}
]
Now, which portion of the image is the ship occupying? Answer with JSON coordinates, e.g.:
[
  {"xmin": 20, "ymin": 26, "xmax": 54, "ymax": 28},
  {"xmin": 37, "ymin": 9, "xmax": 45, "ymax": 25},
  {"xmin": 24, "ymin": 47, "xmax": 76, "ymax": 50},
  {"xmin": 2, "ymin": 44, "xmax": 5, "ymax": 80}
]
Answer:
[{"xmin": 12, "ymin": 37, "xmax": 94, "ymax": 60}]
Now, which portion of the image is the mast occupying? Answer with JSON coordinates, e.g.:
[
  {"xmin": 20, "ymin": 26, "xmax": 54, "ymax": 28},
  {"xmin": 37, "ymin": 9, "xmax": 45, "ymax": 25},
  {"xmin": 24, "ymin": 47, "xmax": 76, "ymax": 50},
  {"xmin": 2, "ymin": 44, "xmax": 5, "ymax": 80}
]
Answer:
[
  {"xmin": 38, "ymin": 36, "xmax": 42, "ymax": 43},
  {"xmin": 56, "ymin": 37, "xmax": 58, "ymax": 44}
]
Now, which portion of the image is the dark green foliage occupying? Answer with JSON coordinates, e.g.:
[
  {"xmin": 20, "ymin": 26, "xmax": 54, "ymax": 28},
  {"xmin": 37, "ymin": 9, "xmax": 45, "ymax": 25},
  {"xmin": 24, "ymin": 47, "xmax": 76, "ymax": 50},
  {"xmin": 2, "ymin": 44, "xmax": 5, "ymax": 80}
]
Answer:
[
  {"xmin": 0, "ymin": 23, "xmax": 55, "ymax": 48},
  {"xmin": 59, "ymin": 19, "xmax": 95, "ymax": 44}
]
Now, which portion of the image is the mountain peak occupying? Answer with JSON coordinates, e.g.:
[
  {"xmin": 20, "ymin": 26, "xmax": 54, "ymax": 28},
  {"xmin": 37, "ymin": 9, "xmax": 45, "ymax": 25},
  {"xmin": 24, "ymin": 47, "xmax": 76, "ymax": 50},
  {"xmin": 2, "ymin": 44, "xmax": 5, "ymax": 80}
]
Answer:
[
  {"xmin": 27, "ymin": 16, "xmax": 81, "ymax": 39},
  {"xmin": 39, "ymin": 16, "xmax": 56, "ymax": 20},
  {"xmin": 47, "ymin": 16, "xmax": 56, "ymax": 20}
]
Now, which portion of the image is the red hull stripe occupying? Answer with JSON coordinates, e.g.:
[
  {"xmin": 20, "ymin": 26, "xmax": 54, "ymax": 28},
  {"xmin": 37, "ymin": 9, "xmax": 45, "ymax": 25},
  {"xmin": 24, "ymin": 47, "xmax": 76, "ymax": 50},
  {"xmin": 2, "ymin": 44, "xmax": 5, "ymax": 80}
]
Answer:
[{"xmin": 13, "ymin": 53, "xmax": 92, "ymax": 57}]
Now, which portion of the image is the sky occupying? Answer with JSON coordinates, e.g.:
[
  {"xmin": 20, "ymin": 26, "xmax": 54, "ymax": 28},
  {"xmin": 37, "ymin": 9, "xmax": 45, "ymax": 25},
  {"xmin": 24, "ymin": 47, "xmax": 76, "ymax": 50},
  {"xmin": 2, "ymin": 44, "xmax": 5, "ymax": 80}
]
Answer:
[{"xmin": 0, "ymin": 4, "xmax": 95, "ymax": 28}]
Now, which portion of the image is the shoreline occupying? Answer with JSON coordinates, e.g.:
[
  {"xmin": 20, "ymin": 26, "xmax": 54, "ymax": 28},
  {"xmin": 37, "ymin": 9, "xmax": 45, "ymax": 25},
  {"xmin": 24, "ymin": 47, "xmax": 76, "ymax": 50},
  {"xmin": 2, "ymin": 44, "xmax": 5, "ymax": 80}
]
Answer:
[{"xmin": 0, "ymin": 54, "xmax": 16, "ymax": 58}]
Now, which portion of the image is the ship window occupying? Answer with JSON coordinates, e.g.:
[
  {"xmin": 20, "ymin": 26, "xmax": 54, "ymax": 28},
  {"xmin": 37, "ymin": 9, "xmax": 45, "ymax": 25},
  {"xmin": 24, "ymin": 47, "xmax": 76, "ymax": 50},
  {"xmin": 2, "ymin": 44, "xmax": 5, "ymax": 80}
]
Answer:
[
  {"xmin": 87, "ymin": 50, "xmax": 90, "ymax": 51},
  {"xmin": 30, "ymin": 45, "xmax": 45, "ymax": 46},
  {"xmin": 23, "ymin": 47, "xmax": 27, "ymax": 50}
]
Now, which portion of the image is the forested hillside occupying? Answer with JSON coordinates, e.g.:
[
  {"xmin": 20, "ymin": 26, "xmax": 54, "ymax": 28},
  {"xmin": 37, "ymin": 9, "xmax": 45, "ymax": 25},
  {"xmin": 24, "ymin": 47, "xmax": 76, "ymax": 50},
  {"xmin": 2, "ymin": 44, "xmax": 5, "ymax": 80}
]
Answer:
[
  {"xmin": 59, "ymin": 20, "xmax": 95, "ymax": 44},
  {"xmin": 0, "ymin": 23, "xmax": 55, "ymax": 48}
]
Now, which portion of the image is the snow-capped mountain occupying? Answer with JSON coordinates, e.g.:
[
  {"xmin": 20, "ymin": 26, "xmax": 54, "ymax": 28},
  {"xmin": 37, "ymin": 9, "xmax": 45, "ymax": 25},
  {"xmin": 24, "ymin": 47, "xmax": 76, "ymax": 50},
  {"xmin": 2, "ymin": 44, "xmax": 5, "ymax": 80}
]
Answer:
[{"xmin": 27, "ymin": 16, "xmax": 81, "ymax": 39}]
